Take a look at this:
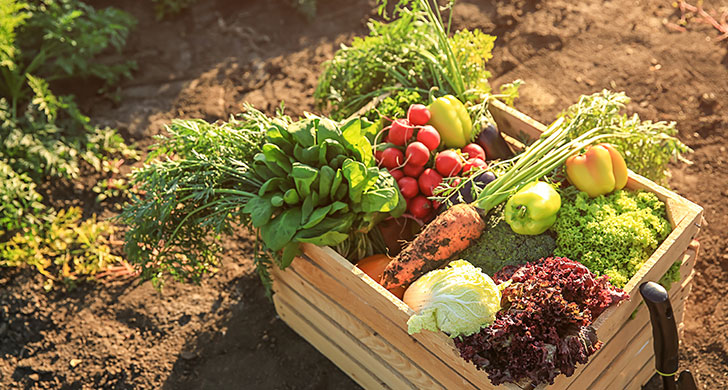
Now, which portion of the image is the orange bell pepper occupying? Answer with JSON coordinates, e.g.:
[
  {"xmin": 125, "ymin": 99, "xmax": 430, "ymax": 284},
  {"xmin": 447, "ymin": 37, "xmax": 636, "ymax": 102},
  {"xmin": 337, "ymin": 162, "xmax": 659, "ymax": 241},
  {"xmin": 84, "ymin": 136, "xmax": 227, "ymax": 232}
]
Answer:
[{"xmin": 565, "ymin": 144, "xmax": 628, "ymax": 197}]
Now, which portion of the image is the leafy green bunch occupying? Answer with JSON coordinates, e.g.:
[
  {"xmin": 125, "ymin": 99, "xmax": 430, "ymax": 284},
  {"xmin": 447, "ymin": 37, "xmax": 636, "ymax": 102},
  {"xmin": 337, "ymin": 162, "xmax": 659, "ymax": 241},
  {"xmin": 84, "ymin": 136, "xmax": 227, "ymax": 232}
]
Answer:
[
  {"xmin": 552, "ymin": 189, "xmax": 672, "ymax": 287},
  {"xmin": 119, "ymin": 106, "xmax": 273, "ymax": 286},
  {"xmin": 314, "ymin": 0, "xmax": 500, "ymax": 120},
  {"xmin": 120, "ymin": 107, "xmax": 405, "ymax": 290},
  {"xmin": 246, "ymin": 115, "xmax": 406, "ymax": 268},
  {"xmin": 562, "ymin": 90, "xmax": 692, "ymax": 183}
]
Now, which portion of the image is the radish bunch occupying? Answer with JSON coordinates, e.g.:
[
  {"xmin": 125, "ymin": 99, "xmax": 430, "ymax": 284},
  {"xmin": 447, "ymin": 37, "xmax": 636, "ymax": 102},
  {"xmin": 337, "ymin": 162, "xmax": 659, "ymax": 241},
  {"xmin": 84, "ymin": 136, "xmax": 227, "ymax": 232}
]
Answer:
[{"xmin": 375, "ymin": 104, "xmax": 489, "ymax": 220}]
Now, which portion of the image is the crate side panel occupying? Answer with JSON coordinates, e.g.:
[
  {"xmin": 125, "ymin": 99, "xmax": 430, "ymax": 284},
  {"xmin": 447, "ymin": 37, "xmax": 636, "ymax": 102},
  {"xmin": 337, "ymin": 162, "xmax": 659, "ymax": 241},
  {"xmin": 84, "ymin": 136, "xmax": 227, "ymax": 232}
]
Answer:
[
  {"xmin": 272, "ymin": 296, "xmax": 389, "ymax": 390},
  {"xmin": 596, "ymin": 287, "xmax": 687, "ymax": 390},
  {"xmin": 272, "ymin": 266, "xmax": 443, "ymax": 390},
  {"xmin": 300, "ymin": 244, "xmax": 500, "ymax": 389},
  {"xmin": 289, "ymin": 251, "xmax": 486, "ymax": 390}
]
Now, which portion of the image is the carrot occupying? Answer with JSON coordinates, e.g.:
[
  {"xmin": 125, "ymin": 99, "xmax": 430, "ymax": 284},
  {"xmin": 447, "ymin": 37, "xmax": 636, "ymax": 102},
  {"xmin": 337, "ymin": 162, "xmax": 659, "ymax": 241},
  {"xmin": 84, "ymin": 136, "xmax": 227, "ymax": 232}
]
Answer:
[{"xmin": 380, "ymin": 203, "xmax": 486, "ymax": 289}]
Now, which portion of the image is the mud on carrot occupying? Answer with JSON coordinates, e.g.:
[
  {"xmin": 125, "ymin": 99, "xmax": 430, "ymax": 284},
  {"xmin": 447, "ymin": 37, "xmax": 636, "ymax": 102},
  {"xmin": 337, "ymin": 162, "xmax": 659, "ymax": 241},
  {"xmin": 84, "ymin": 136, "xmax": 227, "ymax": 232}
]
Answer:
[{"xmin": 380, "ymin": 203, "xmax": 486, "ymax": 289}]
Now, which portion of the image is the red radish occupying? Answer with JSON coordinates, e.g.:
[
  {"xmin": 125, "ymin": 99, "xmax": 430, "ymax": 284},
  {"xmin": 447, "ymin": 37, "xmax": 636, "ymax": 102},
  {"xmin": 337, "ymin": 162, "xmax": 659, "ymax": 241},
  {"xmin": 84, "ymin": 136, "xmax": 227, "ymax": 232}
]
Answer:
[
  {"xmin": 389, "ymin": 168, "xmax": 404, "ymax": 181},
  {"xmin": 403, "ymin": 162, "xmax": 424, "ymax": 177},
  {"xmin": 416, "ymin": 125, "xmax": 441, "ymax": 151},
  {"xmin": 435, "ymin": 150, "xmax": 463, "ymax": 177},
  {"xmin": 405, "ymin": 142, "xmax": 430, "ymax": 167},
  {"xmin": 375, "ymin": 149, "xmax": 384, "ymax": 163},
  {"xmin": 462, "ymin": 143, "xmax": 486, "ymax": 161},
  {"xmin": 407, "ymin": 104, "xmax": 431, "ymax": 126},
  {"xmin": 388, "ymin": 119, "xmax": 414, "ymax": 146},
  {"xmin": 381, "ymin": 148, "xmax": 404, "ymax": 169},
  {"xmin": 418, "ymin": 168, "xmax": 443, "ymax": 197},
  {"xmin": 397, "ymin": 177, "xmax": 419, "ymax": 198},
  {"xmin": 407, "ymin": 195, "xmax": 432, "ymax": 219},
  {"xmin": 463, "ymin": 158, "xmax": 488, "ymax": 173}
]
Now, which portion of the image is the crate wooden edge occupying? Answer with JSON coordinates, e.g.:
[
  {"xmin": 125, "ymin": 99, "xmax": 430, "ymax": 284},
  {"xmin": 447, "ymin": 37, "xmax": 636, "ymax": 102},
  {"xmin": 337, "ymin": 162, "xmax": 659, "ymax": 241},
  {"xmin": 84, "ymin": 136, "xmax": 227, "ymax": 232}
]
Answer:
[{"xmin": 274, "ymin": 244, "xmax": 696, "ymax": 390}]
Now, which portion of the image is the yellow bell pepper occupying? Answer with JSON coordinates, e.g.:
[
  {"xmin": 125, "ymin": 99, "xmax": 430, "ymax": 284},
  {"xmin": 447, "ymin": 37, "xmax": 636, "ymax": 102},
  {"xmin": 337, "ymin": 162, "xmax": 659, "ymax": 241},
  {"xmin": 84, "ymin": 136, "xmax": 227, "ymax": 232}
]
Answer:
[
  {"xmin": 565, "ymin": 144, "xmax": 628, "ymax": 197},
  {"xmin": 427, "ymin": 95, "xmax": 472, "ymax": 148}
]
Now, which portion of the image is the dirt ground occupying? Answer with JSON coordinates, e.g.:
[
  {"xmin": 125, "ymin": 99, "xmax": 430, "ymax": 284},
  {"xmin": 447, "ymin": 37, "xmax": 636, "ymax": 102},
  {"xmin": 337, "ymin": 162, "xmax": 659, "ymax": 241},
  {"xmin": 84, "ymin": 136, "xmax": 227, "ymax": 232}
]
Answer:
[{"xmin": 1, "ymin": 0, "xmax": 727, "ymax": 389}]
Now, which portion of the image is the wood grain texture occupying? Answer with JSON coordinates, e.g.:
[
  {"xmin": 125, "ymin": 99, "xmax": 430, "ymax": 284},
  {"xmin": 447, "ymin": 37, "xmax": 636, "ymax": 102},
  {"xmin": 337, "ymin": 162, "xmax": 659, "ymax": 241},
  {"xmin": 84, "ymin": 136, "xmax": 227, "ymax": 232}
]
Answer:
[
  {"xmin": 272, "ymin": 297, "xmax": 389, "ymax": 390},
  {"xmin": 289, "ymin": 247, "xmax": 484, "ymax": 389},
  {"xmin": 271, "ymin": 265, "xmax": 442, "ymax": 390}
]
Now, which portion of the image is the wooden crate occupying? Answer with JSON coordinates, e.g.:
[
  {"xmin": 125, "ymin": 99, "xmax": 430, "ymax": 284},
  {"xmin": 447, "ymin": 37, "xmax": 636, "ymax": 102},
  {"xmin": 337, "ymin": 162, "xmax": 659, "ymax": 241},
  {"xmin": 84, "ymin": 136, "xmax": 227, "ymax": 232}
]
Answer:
[{"xmin": 271, "ymin": 100, "xmax": 704, "ymax": 389}]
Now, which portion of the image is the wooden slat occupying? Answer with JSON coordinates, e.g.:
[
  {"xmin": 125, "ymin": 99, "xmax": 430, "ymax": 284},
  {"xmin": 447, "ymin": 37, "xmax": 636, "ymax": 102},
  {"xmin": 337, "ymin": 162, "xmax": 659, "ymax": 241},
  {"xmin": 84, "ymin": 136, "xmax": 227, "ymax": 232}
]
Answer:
[
  {"xmin": 273, "ymin": 297, "xmax": 389, "ymax": 390},
  {"xmin": 591, "ymin": 211, "xmax": 700, "ymax": 344},
  {"xmin": 489, "ymin": 99, "xmax": 548, "ymax": 142},
  {"xmin": 289, "ymin": 248, "xmax": 485, "ymax": 389},
  {"xmin": 272, "ymin": 265, "xmax": 443, "ymax": 390},
  {"xmin": 597, "ymin": 287, "xmax": 688, "ymax": 390},
  {"xmin": 626, "ymin": 355, "xmax": 657, "ymax": 390}
]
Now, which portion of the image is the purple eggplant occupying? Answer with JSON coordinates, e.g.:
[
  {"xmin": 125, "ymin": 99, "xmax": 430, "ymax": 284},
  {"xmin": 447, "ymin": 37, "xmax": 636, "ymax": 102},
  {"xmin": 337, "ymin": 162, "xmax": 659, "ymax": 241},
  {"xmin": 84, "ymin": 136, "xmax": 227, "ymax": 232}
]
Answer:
[
  {"xmin": 436, "ymin": 171, "xmax": 497, "ymax": 214},
  {"xmin": 476, "ymin": 123, "xmax": 514, "ymax": 161}
]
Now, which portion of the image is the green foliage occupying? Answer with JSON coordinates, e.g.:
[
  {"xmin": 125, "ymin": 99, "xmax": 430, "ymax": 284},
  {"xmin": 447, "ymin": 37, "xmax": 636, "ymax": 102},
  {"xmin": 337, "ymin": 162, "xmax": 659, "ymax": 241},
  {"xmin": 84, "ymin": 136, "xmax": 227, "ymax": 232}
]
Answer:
[
  {"xmin": 0, "ymin": 160, "xmax": 43, "ymax": 234},
  {"xmin": 658, "ymin": 259, "xmax": 682, "ymax": 291},
  {"xmin": 315, "ymin": 0, "xmax": 502, "ymax": 120},
  {"xmin": 0, "ymin": 0, "xmax": 137, "ymax": 288},
  {"xmin": 552, "ymin": 189, "xmax": 672, "ymax": 287},
  {"xmin": 364, "ymin": 89, "xmax": 424, "ymax": 122},
  {"xmin": 563, "ymin": 90, "xmax": 692, "ymax": 183},
  {"xmin": 151, "ymin": 0, "xmax": 197, "ymax": 20},
  {"xmin": 457, "ymin": 203, "xmax": 556, "ymax": 276},
  {"xmin": 118, "ymin": 107, "xmax": 273, "ymax": 287},
  {"xmin": 0, "ymin": 207, "xmax": 123, "ymax": 290}
]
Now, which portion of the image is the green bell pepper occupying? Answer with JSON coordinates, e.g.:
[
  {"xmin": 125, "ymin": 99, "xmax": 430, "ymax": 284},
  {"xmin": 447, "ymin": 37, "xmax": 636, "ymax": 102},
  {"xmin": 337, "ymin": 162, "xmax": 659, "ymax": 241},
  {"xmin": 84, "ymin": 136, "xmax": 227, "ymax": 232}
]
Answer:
[
  {"xmin": 427, "ymin": 95, "xmax": 472, "ymax": 148},
  {"xmin": 504, "ymin": 181, "xmax": 561, "ymax": 235}
]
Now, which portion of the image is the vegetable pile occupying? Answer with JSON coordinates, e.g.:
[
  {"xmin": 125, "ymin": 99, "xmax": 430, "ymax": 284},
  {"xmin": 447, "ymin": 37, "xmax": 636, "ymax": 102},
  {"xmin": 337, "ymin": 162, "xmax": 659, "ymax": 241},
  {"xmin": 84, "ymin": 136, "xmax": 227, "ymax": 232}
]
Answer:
[{"xmin": 454, "ymin": 257, "xmax": 627, "ymax": 385}]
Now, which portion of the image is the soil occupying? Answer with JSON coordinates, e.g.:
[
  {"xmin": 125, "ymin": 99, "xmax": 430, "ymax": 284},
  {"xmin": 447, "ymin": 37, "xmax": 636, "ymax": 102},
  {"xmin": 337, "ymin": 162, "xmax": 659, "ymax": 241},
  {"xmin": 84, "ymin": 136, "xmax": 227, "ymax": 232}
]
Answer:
[{"xmin": 1, "ymin": 0, "xmax": 727, "ymax": 389}]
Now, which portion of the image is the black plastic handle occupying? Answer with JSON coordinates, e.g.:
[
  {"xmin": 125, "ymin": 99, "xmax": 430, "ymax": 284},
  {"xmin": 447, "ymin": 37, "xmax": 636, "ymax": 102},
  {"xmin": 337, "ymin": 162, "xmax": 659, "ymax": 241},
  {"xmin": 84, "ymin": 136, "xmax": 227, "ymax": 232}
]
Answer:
[{"xmin": 640, "ymin": 282, "xmax": 679, "ymax": 390}]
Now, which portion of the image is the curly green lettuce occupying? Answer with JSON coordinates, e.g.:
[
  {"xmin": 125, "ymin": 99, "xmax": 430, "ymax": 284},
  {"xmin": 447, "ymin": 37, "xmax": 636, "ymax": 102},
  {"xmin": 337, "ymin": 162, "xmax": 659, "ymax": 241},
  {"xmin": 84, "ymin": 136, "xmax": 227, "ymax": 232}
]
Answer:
[{"xmin": 552, "ymin": 189, "xmax": 671, "ymax": 287}]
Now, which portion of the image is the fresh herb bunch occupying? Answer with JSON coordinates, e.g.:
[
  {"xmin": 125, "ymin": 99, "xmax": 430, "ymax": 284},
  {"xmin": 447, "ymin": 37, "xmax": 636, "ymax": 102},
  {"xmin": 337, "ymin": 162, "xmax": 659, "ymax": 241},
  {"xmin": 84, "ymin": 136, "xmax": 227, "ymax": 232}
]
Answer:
[
  {"xmin": 118, "ymin": 106, "xmax": 274, "ymax": 287},
  {"xmin": 455, "ymin": 257, "xmax": 627, "ymax": 386},
  {"xmin": 552, "ymin": 189, "xmax": 672, "ymax": 287},
  {"xmin": 315, "ymin": 0, "xmax": 501, "ymax": 120},
  {"xmin": 563, "ymin": 90, "xmax": 691, "ymax": 183},
  {"xmin": 120, "ymin": 108, "xmax": 406, "ymax": 290}
]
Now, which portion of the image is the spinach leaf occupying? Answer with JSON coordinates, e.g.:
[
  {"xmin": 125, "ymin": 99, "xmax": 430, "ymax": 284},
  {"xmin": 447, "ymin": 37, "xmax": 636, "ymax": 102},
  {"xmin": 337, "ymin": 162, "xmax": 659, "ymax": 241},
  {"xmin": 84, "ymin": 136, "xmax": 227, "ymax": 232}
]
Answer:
[
  {"xmin": 244, "ymin": 195, "xmax": 274, "ymax": 228},
  {"xmin": 260, "ymin": 208, "xmax": 302, "ymax": 251},
  {"xmin": 291, "ymin": 163, "xmax": 318, "ymax": 198},
  {"xmin": 341, "ymin": 119, "xmax": 374, "ymax": 167},
  {"xmin": 342, "ymin": 160, "xmax": 378, "ymax": 203}
]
